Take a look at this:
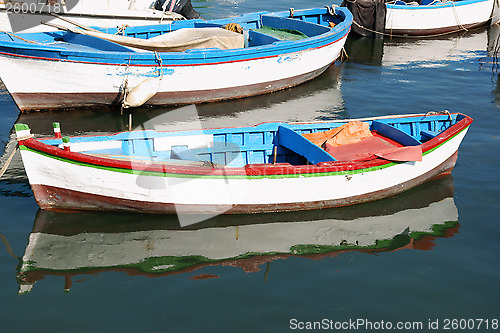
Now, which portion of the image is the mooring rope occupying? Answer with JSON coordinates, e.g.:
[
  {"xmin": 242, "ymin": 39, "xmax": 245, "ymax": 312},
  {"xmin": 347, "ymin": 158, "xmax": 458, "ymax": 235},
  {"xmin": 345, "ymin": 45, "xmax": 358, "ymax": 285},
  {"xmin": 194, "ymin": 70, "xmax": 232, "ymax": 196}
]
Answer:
[
  {"xmin": 154, "ymin": 51, "xmax": 164, "ymax": 79},
  {"xmin": 223, "ymin": 23, "xmax": 244, "ymax": 34},
  {"xmin": 0, "ymin": 147, "xmax": 18, "ymax": 180},
  {"xmin": 450, "ymin": 0, "xmax": 468, "ymax": 32},
  {"xmin": 325, "ymin": 4, "xmax": 339, "ymax": 16},
  {"xmin": 340, "ymin": 46, "xmax": 349, "ymax": 61},
  {"xmin": 115, "ymin": 24, "xmax": 130, "ymax": 36},
  {"xmin": 424, "ymin": 110, "xmax": 453, "ymax": 121},
  {"xmin": 0, "ymin": 232, "xmax": 19, "ymax": 259},
  {"xmin": 352, "ymin": 19, "xmax": 480, "ymax": 39},
  {"xmin": 1, "ymin": 31, "xmax": 41, "ymax": 44}
]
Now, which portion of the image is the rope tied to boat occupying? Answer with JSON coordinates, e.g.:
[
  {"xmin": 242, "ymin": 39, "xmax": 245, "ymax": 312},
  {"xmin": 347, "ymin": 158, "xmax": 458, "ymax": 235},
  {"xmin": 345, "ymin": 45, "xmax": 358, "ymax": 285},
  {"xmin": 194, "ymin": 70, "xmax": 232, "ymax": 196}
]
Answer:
[
  {"xmin": 340, "ymin": 46, "xmax": 349, "ymax": 61},
  {"xmin": 154, "ymin": 51, "xmax": 164, "ymax": 79},
  {"xmin": 223, "ymin": 23, "xmax": 244, "ymax": 34},
  {"xmin": 202, "ymin": 161, "xmax": 217, "ymax": 168},
  {"xmin": 115, "ymin": 24, "xmax": 130, "ymax": 36},
  {"xmin": 120, "ymin": 52, "xmax": 163, "ymax": 116},
  {"xmin": 120, "ymin": 54, "xmax": 132, "ymax": 115},
  {"xmin": 1, "ymin": 31, "xmax": 41, "ymax": 44},
  {"xmin": 450, "ymin": 0, "xmax": 468, "ymax": 32},
  {"xmin": 424, "ymin": 110, "xmax": 453, "ymax": 121},
  {"xmin": 0, "ymin": 232, "xmax": 19, "ymax": 260},
  {"xmin": 325, "ymin": 4, "xmax": 338, "ymax": 16},
  {"xmin": 351, "ymin": 18, "xmax": 476, "ymax": 39},
  {"xmin": 0, "ymin": 147, "xmax": 18, "ymax": 180}
]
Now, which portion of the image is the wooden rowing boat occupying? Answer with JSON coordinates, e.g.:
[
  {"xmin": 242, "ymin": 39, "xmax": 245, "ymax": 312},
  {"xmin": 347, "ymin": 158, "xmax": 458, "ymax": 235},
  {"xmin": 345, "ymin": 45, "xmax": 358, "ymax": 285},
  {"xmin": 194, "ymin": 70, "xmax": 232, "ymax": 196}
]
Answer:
[
  {"xmin": 14, "ymin": 112, "xmax": 472, "ymax": 221},
  {"xmin": 0, "ymin": 6, "xmax": 352, "ymax": 112}
]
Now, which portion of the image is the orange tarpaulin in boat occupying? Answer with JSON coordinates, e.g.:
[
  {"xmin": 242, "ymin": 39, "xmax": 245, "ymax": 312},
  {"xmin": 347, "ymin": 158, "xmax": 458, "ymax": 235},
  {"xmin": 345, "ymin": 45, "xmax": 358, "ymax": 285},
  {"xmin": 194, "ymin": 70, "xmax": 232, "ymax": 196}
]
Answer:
[
  {"xmin": 303, "ymin": 121, "xmax": 422, "ymax": 162},
  {"xmin": 303, "ymin": 121, "xmax": 373, "ymax": 147},
  {"xmin": 324, "ymin": 136, "xmax": 422, "ymax": 162}
]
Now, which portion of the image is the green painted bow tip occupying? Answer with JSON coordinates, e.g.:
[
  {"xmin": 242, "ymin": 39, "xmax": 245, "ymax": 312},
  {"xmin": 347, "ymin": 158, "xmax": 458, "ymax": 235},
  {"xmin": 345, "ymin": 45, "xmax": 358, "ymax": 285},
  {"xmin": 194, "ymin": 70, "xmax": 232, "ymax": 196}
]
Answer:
[{"xmin": 14, "ymin": 124, "xmax": 29, "ymax": 131}]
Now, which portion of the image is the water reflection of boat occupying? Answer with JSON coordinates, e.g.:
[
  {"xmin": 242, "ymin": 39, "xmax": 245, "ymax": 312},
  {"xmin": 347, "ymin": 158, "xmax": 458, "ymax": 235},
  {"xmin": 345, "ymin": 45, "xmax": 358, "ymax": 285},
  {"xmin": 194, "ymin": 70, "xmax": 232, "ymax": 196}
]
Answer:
[
  {"xmin": 345, "ymin": 27, "xmax": 488, "ymax": 66},
  {"xmin": 17, "ymin": 176, "xmax": 459, "ymax": 294},
  {"xmin": 485, "ymin": 23, "xmax": 500, "ymax": 69}
]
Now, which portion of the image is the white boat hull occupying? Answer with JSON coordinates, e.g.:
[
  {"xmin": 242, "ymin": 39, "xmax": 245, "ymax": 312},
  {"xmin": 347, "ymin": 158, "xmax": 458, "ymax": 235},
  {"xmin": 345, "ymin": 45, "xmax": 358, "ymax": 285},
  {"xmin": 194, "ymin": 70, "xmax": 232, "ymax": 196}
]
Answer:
[
  {"xmin": 385, "ymin": 0, "xmax": 494, "ymax": 36},
  {"xmin": 18, "ymin": 123, "xmax": 468, "ymax": 214},
  {"xmin": 0, "ymin": 35, "xmax": 346, "ymax": 111},
  {"xmin": 0, "ymin": 0, "xmax": 182, "ymax": 33}
]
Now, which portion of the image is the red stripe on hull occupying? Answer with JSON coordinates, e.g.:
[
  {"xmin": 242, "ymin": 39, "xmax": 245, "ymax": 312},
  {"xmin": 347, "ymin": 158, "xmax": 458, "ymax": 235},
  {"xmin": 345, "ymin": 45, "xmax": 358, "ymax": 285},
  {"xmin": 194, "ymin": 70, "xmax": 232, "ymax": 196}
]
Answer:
[
  {"xmin": 19, "ymin": 114, "xmax": 470, "ymax": 178},
  {"xmin": 31, "ymin": 151, "xmax": 458, "ymax": 214},
  {"xmin": 13, "ymin": 65, "xmax": 331, "ymax": 112}
]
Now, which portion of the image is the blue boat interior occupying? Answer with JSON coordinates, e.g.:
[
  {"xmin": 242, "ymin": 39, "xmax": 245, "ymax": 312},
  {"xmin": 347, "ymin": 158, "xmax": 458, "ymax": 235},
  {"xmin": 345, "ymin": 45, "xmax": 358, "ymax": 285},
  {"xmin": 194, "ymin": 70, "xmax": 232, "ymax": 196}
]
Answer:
[
  {"xmin": 0, "ymin": 8, "xmax": 347, "ymax": 53},
  {"xmin": 41, "ymin": 114, "xmax": 463, "ymax": 168}
]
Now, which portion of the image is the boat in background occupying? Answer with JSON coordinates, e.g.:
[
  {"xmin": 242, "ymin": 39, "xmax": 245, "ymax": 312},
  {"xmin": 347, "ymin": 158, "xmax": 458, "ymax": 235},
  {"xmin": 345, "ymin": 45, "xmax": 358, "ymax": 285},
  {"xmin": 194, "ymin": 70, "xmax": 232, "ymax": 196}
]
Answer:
[
  {"xmin": 14, "ymin": 112, "xmax": 472, "ymax": 217},
  {"xmin": 0, "ymin": 0, "xmax": 199, "ymax": 33},
  {"xmin": 342, "ymin": 0, "xmax": 495, "ymax": 37},
  {"xmin": 17, "ymin": 175, "xmax": 459, "ymax": 294},
  {"xmin": 0, "ymin": 6, "xmax": 352, "ymax": 112}
]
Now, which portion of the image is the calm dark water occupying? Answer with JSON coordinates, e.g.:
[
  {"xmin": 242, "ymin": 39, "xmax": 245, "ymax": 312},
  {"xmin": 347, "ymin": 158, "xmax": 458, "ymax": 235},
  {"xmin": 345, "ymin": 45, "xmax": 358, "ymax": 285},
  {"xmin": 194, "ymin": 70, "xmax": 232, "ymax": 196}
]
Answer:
[{"xmin": 1, "ymin": 1, "xmax": 500, "ymax": 332}]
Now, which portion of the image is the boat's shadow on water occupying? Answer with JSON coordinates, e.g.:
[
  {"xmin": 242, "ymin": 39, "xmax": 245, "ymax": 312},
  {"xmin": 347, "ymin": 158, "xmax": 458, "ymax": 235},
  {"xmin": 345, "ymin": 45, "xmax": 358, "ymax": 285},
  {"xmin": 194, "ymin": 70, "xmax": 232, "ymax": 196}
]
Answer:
[
  {"xmin": 16, "ymin": 175, "xmax": 459, "ymax": 294},
  {"xmin": 11, "ymin": 61, "xmax": 346, "ymax": 138}
]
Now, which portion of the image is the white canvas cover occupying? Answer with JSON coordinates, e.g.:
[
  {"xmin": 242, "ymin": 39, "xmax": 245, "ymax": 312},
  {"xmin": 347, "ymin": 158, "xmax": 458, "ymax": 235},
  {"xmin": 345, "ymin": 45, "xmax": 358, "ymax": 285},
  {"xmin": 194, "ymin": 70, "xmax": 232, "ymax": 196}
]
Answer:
[
  {"xmin": 145, "ymin": 27, "xmax": 245, "ymax": 51},
  {"xmin": 64, "ymin": 26, "xmax": 245, "ymax": 52}
]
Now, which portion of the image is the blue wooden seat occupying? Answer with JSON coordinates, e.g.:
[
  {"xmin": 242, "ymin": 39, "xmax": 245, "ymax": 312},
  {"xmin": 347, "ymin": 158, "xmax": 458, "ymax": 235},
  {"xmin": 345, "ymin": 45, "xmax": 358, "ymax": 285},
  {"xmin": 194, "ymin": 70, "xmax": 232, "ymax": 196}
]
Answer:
[
  {"xmin": 170, "ymin": 145, "xmax": 200, "ymax": 161},
  {"xmin": 420, "ymin": 129, "xmax": 441, "ymax": 140},
  {"xmin": 371, "ymin": 121, "xmax": 421, "ymax": 146},
  {"xmin": 170, "ymin": 144, "xmax": 261, "ymax": 167},
  {"xmin": 277, "ymin": 124, "xmax": 336, "ymax": 164}
]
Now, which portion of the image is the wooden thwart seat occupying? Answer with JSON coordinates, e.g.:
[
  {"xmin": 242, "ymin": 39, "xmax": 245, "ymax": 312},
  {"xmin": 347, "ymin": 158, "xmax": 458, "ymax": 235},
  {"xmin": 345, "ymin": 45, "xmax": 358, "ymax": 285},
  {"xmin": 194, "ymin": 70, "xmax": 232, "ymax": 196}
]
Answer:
[
  {"xmin": 277, "ymin": 125, "xmax": 336, "ymax": 164},
  {"xmin": 279, "ymin": 121, "xmax": 423, "ymax": 164},
  {"xmin": 371, "ymin": 121, "xmax": 421, "ymax": 146}
]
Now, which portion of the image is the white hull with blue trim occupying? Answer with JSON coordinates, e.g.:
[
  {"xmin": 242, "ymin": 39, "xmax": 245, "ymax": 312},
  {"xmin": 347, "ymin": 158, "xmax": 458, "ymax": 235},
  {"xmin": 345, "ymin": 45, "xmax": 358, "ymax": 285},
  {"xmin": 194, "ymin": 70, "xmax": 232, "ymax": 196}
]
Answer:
[
  {"xmin": 385, "ymin": 0, "xmax": 494, "ymax": 36},
  {"xmin": 0, "ymin": 7, "xmax": 352, "ymax": 112}
]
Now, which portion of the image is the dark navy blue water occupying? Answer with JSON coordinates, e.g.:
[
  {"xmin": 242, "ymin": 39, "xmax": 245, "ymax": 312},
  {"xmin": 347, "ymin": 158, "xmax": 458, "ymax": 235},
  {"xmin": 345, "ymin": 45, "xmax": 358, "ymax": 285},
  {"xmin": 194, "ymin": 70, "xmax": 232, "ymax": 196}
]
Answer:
[{"xmin": 1, "ymin": 1, "xmax": 500, "ymax": 332}]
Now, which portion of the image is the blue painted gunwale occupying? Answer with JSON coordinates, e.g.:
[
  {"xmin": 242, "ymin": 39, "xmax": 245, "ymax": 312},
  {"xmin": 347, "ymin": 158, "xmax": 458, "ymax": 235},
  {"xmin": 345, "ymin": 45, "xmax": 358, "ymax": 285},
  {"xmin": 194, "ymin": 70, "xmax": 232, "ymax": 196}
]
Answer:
[
  {"xmin": 28, "ymin": 113, "xmax": 470, "ymax": 173},
  {"xmin": 0, "ymin": 7, "xmax": 352, "ymax": 67}
]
